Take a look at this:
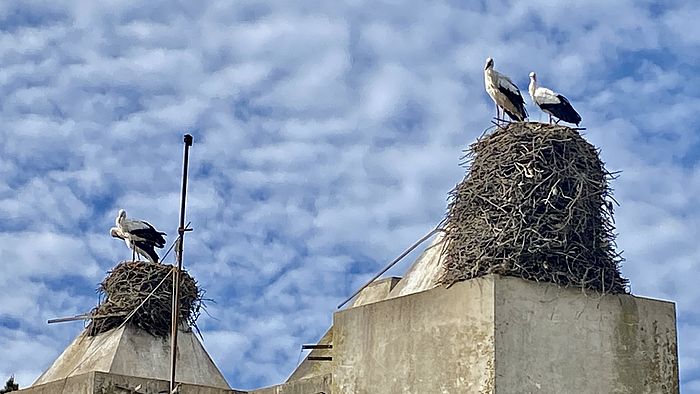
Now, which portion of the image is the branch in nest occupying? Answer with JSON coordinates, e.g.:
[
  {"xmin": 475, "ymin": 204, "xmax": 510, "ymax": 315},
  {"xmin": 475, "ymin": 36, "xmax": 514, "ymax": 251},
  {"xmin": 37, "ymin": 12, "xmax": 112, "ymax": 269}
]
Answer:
[
  {"xmin": 440, "ymin": 122, "xmax": 627, "ymax": 294},
  {"xmin": 87, "ymin": 261, "xmax": 206, "ymax": 337}
]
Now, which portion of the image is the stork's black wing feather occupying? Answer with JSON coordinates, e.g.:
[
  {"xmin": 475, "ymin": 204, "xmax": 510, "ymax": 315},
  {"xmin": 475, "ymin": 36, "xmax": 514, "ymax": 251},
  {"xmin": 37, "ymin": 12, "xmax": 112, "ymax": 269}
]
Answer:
[
  {"xmin": 497, "ymin": 85, "xmax": 528, "ymax": 121},
  {"xmin": 130, "ymin": 226, "xmax": 167, "ymax": 248},
  {"xmin": 133, "ymin": 240, "xmax": 160, "ymax": 264},
  {"xmin": 540, "ymin": 94, "xmax": 581, "ymax": 125}
]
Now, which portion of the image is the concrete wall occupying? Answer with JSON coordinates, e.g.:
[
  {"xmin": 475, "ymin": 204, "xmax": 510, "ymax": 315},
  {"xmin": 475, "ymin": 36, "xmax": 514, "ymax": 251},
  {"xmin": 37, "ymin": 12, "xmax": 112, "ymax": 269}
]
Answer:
[
  {"xmin": 286, "ymin": 277, "xmax": 400, "ymax": 383},
  {"xmin": 92, "ymin": 372, "xmax": 242, "ymax": 394},
  {"xmin": 494, "ymin": 277, "xmax": 679, "ymax": 394},
  {"xmin": 350, "ymin": 277, "xmax": 401, "ymax": 307},
  {"xmin": 19, "ymin": 372, "xmax": 243, "ymax": 394},
  {"xmin": 285, "ymin": 328, "xmax": 333, "ymax": 382},
  {"xmin": 387, "ymin": 232, "xmax": 444, "ymax": 299},
  {"xmin": 34, "ymin": 325, "xmax": 230, "ymax": 389},
  {"xmin": 250, "ymin": 374, "xmax": 331, "ymax": 394},
  {"xmin": 34, "ymin": 328, "xmax": 121, "ymax": 385},
  {"xmin": 329, "ymin": 275, "xmax": 678, "ymax": 394},
  {"xmin": 18, "ymin": 373, "xmax": 94, "ymax": 394},
  {"xmin": 108, "ymin": 326, "xmax": 230, "ymax": 389},
  {"xmin": 28, "ymin": 276, "xmax": 677, "ymax": 394},
  {"xmin": 333, "ymin": 277, "xmax": 496, "ymax": 393}
]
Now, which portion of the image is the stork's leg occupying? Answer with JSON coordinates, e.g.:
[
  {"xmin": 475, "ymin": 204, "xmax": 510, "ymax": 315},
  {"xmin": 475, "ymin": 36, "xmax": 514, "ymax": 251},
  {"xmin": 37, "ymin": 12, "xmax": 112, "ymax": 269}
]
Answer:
[
  {"xmin": 132, "ymin": 247, "xmax": 136, "ymax": 262},
  {"xmin": 548, "ymin": 114, "xmax": 552, "ymax": 124}
]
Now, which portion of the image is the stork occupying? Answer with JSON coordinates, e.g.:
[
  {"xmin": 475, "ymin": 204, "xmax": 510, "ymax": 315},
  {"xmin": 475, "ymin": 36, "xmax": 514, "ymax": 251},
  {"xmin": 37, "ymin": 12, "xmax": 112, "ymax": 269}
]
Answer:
[
  {"xmin": 116, "ymin": 209, "xmax": 166, "ymax": 248},
  {"xmin": 484, "ymin": 57, "xmax": 528, "ymax": 122},
  {"xmin": 528, "ymin": 72, "xmax": 581, "ymax": 126},
  {"xmin": 114, "ymin": 209, "xmax": 166, "ymax": 262},
  {"xmin": 110, "ymin": 227, "xmax": 162, "ymax": 264}
]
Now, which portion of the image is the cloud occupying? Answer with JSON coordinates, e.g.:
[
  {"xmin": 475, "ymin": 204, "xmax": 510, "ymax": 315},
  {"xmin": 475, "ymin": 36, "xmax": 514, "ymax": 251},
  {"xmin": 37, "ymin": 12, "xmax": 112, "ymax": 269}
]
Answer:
[{"xmin": 0, "ymin": 1, "xmax": 698, "ymax": 392}]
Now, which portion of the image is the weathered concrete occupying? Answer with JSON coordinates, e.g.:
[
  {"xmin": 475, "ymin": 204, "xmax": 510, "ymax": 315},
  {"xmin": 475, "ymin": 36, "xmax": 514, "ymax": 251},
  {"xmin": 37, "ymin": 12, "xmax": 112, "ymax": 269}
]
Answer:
[
  {"xmin": 34, "ymin": 325, "xmax": 230, "ymax": 389},
  {"xmin": 285, "ymin": 235, "xmax": 445, "ymax": 387},
  {"xmin": 250, "ymin": 374, "xmax": 331, "ymax": 394},
  {"xmin": 386, "ymin": 232, "xmax": 444, "ymax": 299},
  {"xmin": 334, "ymin": 276, "xmax": 496, "ymax": 393},
  {"xmin": 329, "ymin": 275, "xmax": 678, "ymax": 394},
  {"xmin": 19, "ymin": 372, "xmax": 244, "ymax": 394},
  {"xmin": 350, "ymin": 276, "xmax": 401, "ymax": 308},
  {"xmin": 33, "ymin": 274, "xmax": 676, "ymax": 393},
  {"xmin": 493, "ymin": 276, "xmax": 679, "ymax": 394},
  {"xmin": 285, "ymin": 328, "xmax": 333, "ymax": 382},
  {"xmin": 286, "ymin": 277, "xmax": 400, "ymax": 383},
  {"xmin": 17, "ymin": 373, "xmax": 93, "ymax": 394},
  {"xmin": 91, "ymin": 372, "xmax": 244, "ymax": 394}
]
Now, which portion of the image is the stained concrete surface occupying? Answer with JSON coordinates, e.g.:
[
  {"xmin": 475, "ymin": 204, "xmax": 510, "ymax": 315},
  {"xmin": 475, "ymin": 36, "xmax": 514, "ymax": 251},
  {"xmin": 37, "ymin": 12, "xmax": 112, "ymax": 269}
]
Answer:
[
  {"xmin": 285, "ymin": 328, "xmax": 333, "ymax": 383},
  {"xmin": 350, "ymin": 276, "xmax": 401, "ymax": 307},
  {"xmin": 275, "ymin": 272, "xmax": 679, "ymax": 393},
  {"xmin": 249, "ymin": 374, "xmax": 331, "ymax": 394},
  {"xmin": 330, "ymin": 275, "xmax": 678, "ymax": 393},
  {"xmin": 17, "ymin": 373, "xmax": 93, "ymax": 394},
  {"xmin": 284, "ymin": 233, "xmax": 446, "ymax": 388},
  {"xmin": 34, "ymin": 325, "xmax": 230, "ymax": 389},
  {"xmin": 286, "ymin": 277, "xmax": 401, "ymax": 383},
  {"xmin": 493, "ymin": 276, "xmax": 679, "ymax": 394},
  {"xmin": 27, "ymin": 272, "xmax": 679, "ymax": 393},
  {"xmin": 386, "ymin": 232, "xmax": 445, "ymax": 299},
  {"xmin": 334, "ymin": 276, "xmax": 496, "ymax": 393},
  {"xmin": 19, "ymin": 372, "xmax": 243, "ymax": 394}
]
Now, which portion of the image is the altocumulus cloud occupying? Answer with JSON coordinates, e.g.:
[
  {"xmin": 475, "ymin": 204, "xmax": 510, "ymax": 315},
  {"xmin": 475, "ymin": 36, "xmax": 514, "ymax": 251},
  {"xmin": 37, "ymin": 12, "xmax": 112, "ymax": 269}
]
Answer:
[{"xmin": 0, "ymin": 0, "xmax": 699, "ymax": 391}]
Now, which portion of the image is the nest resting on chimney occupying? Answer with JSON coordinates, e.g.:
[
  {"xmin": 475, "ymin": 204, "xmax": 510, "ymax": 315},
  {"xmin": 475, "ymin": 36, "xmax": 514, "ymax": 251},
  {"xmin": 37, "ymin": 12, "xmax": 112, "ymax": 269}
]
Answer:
[
  {"xmin": 87, "ymin": 261, "xmax": 203, "ymax": 337},
  {"xmin": 440, "ymin": 122, "xmax": 628, "ymax": 294}
]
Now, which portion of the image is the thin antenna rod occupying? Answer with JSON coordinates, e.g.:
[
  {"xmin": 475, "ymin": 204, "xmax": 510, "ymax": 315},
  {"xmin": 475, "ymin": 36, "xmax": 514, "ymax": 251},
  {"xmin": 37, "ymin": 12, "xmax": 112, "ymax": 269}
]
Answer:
[
  {"xmin": 337, "ymin": 226, "xmax": 442, "ymax": 309},
  {"xmin": 170, "ymin": 133, "xmax": 193, "ymax": 393}
]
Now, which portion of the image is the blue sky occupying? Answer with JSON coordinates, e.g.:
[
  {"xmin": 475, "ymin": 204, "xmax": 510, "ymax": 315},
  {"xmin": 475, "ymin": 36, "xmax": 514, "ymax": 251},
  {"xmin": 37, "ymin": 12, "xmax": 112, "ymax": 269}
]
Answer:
[{"xmin": 0, "ymin": 0, "xmax": 699, "ymax": 392}]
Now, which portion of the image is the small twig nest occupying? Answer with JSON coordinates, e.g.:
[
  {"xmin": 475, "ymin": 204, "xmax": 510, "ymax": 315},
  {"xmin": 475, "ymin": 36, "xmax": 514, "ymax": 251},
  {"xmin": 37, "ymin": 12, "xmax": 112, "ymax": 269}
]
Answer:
[
  {"xmin": 440, "ymin": 122, "xmax": 627, "ymax": 294},
  {"xmin": 87, "ymin": 261, "xmax": 204, "ymax": 337}
]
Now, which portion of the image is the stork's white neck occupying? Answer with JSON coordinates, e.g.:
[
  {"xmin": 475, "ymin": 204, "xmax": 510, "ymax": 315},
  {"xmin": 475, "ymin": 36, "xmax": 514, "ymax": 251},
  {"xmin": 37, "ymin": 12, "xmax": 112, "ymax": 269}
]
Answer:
[
  {"xmin": 484, "ymin": 68, "xmax": 496, "ymax": 88},
  {"xmin": 528, "ymin": 78, "xmax": 537, "ymax": 101}
]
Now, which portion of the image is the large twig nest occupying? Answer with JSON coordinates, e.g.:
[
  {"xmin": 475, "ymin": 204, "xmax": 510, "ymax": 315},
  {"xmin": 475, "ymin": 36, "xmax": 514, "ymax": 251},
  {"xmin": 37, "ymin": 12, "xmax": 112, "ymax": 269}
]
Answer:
[
  {"xmin": 87, "ymin": 261, "xmax": 203, "ymax": 337},
  {"xmin": 440, "ymin": 122, "xmax": 627, "ymax": 294}
]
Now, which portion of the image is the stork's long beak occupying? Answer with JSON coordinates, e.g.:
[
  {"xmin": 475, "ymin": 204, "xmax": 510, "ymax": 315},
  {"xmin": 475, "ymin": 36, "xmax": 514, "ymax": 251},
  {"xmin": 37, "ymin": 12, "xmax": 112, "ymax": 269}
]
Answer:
[{"xmin": 110, "ymin": 228, "xmax": 124, "ymax": 239}]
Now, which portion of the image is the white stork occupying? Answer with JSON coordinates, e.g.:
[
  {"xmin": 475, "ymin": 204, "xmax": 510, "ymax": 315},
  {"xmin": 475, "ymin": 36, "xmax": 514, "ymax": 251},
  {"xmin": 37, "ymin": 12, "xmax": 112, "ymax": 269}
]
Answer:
[
  {"xmin": 110, "ymin": 227, "xmax": 162, "ymax": 264},
  {"xmin": 484, "ymin": 57, "xmax": 528, "ymax": 122},
  {"xmin": 114, "ymin": 209, "xmax": 166, "ymax": 263},
  {"xmin": 528, "ymin": 72, "xmax": 581, "ymax": 126}
]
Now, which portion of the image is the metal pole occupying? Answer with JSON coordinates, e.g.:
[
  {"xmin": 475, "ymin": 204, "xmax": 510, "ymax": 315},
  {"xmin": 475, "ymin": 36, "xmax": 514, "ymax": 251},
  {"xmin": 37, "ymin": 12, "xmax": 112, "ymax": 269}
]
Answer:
[{"xmin": 170, "ymin": 134, "xmax": 193, "ymax": 393}]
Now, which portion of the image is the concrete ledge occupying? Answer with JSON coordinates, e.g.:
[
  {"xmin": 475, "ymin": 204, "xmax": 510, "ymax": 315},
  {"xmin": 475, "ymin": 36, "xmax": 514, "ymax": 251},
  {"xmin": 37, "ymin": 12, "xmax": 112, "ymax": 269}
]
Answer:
[
  {"xmin": 249, "ymin": 374, "xmax": 331, "ymax": 394},
  {"xmin": 350, "ymin": 277, "xmax": 401, "ymax": 308},
  {"xmin": 17, "ymin": 372, "xmax": 94, "ymax": 394},
  {"xmin": 18, "ymin": 372, "xmax": 245, "ymax": 394}
]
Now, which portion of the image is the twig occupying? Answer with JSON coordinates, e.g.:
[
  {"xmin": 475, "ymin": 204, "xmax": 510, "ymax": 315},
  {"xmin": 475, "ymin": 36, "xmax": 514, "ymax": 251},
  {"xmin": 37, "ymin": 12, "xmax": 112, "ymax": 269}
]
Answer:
[{"xmin": 439, "ymin": 122, "xmax": 626, "ymax": 294}]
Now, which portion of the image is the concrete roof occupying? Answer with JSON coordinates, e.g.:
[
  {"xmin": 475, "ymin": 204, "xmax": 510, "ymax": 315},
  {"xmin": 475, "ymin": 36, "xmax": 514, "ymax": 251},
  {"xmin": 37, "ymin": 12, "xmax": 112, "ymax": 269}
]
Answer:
[
  {"xmin": 386, "ymin": 231, "xmax": 445, "ymax": 299},
  {"xmin": 34, "ymin": 325, "xmax": 230, "ymax": 389},
  {"xmin": 285, "ymin": 233, "xmax": 446, "ymax": 384}
]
